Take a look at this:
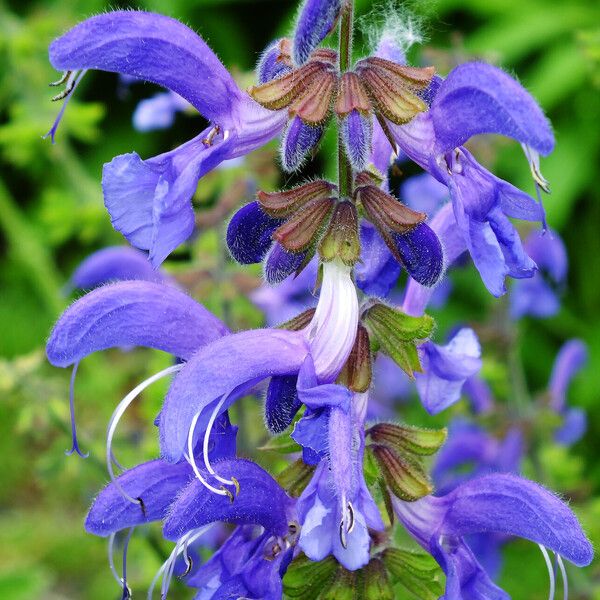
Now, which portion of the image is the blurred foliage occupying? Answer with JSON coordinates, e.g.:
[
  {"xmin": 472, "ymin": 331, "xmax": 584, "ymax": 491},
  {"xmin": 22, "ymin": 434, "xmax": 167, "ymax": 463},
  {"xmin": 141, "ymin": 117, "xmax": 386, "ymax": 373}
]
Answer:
[{"xmin": 0, "ymin": 0, "xmax": 599, "ymax": 598}]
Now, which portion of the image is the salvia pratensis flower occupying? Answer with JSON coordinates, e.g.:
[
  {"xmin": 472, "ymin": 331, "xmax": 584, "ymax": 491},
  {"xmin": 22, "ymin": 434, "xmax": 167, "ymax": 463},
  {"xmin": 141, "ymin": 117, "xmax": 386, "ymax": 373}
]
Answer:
[
  {"xmin": 384, "ymin": 61, "xmax": 552, "ymax": 296},
  {"xmin": 46, "ymin": 11, "xmax": 287, "ymax": 266},
  {"xmin": 394, "ymin": 473, "xmax": 593, "ymax": 600}
]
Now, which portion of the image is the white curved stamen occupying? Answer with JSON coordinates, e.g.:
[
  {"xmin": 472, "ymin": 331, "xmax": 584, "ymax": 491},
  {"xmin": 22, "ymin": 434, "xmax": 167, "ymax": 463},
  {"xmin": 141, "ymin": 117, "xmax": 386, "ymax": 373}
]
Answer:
[
  {"xmin": 539, "ymin": 544, "xmax": 556, "ymax": 600},
  {"xmin": 107, "ymin": 530, "xmax": 134, "ymax": 598},
  {"xmin": 307, "ymin": 259, "xmax": 359, "ymax": 382},
  {"xmin": 203, "ymin": 395, "xmax": 236, "ymax": 486},
  {"xmin": 106, "ymin": 364, "xmax": 184, "ymax": 506},
  {"xmin": 522, "ymin": 144, "xmax": 551, "ymax": 194},
  {"xmin": 108, "ymin": 533, "xmax": 121, "ymax": 587},
  {"xmin": 555, "ymin": 553, "xmax": 568, "ymax": 600},
  {"xmin": 187, "ymin": 410, "xmax": 230, "ymax": 497},
  {"xmin": 147, "ymin": 526, "xmax": 212, "ymax": 600}
]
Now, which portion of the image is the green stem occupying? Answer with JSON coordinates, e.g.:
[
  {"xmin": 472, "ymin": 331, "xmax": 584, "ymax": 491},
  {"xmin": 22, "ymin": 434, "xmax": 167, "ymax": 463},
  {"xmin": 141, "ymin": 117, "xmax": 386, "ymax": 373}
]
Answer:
[{"xmin": 337, "ymin": 0, "xmax": 354, "ymax": 198}]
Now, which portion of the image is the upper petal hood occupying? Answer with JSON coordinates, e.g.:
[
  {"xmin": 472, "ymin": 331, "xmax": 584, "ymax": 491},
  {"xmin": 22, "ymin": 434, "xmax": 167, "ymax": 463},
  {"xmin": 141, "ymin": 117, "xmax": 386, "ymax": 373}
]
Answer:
[
  {"xmin": 49, "ymin": 11, "xmax": 242, "ymax": 126},
  {"xmin": 163, "ymin": 458, "xmax": 294, "ymax": 540},
  {"xmin": 159, "ymin": 329, "xmax": 309, "ymax": 461},
  {"xmin": 47, "ymin": 280, "xmax": 228, "ymax": 367},
  {"xmin": 431, "ymin": 62, "xmax": 554, "ymax": 156}
]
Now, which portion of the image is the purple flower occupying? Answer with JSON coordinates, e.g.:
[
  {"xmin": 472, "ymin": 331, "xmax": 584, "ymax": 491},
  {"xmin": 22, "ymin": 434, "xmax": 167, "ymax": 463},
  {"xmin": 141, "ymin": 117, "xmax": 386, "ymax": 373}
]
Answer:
[
  {"xmin": 386, "ymin": 61, "xmax": 553, "ymax": 296},
  {"xmin": 69, "ymin": 246, "xmax": 169, "ymax": 290},
  {"xmin": 47, "ymin": 280, "xmax": 228, "ymax": 457},
  {"xmin": 295, "ymin": 391, "xmax": 384, "ymax": 570},
  {"xmin": 510, "ymin": 229, "xmax": 567, "ymax": 319},
  {"xmin": 549, "ymin": 339, "xmax": 588, "ymax": 445},
  {"xmin": 47, "ymin": 11, "xmax": 286, "ymax": 266},
  {"xmin": 415, "ymin": 328, "xmax": 482, "ymax": 415},
  {"xmin": 394, "ymin": 473, "xmax": 593, "ymax": 599}
]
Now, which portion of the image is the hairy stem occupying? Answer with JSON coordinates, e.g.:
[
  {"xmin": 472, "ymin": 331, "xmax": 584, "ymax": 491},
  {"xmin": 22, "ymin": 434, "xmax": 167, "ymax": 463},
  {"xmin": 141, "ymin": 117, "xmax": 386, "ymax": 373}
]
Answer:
[{"xmin": 337, "ymin": 0, "xmax": 354, "ymax": 198}]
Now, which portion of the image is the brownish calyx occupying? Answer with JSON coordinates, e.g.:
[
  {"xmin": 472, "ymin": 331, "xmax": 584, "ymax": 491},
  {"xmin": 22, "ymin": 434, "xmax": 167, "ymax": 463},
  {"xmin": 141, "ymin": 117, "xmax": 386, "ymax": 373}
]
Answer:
[
  {"xmin": 353, "ymin": 58, "xmax": 434, "ymax": 125},
  {"xmin": 257, "ymin": 180, "xmax": 336, "ymax": 218},
  {"xmin": 337, "ymin": 324, "xmax": 372, "ymax": 392},
  {"xmin": 278, "ymin": 308, "xmax": 316, "ymax": 331},
  {"xmin": 273, "ymin": 196, "xmax": 335, "ymax": 252},
  {"xmin": 249, "ymin": 48, "xmax": 339, "ymax": 125},
  {"xmin": 354, "ymin": 171, "xmax": 426, "ymax": 234},
  {"xmin": 334, "ymin": 71, "xmax": 371, "ymax": 116}
]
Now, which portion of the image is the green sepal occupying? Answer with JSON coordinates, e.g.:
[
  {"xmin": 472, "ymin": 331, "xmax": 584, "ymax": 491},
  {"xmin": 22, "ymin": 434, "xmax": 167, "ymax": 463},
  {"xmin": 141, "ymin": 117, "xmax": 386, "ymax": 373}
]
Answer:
[
  {"xmin": 382, "ymin": 548, "xmax": 444, "ymax": 600},
  {"xmin": 359, "ymin": 558, "xmax": 394, "ymax": 600},
  {"xmin": 369, "ymin": 444, "xmax": 433, "ymax": 502},
  {"xmin": 368, "ymin": 422, "xmax": 447, "ymax": 456},
  {"xmin": 362, "ymin": 303, "xmax": 434, "ymax": 377},
  {"xmin": 276, "ymin": 459, "xmax": 315, "ymax": 498},
  {"xmin": 283, "ymin": 554, "xmax": 339, "ymax": 600}
]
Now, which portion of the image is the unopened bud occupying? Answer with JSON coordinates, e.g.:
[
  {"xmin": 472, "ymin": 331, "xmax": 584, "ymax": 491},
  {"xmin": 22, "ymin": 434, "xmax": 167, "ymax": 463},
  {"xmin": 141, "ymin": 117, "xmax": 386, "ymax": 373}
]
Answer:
[
  {"xmin": 370, "ymin": 444, "xmax": 433, "ymax": 501},
  {"xmin": 319, "ymin": 200, "xmax": 360, "ymax": 265},
  {"xmin": 368, "ymin": 422, "xmax": 447, "ymax": 456},
  {"xmin": 281, "ymin": 116, "xmax": 324, "ymax": 172}
]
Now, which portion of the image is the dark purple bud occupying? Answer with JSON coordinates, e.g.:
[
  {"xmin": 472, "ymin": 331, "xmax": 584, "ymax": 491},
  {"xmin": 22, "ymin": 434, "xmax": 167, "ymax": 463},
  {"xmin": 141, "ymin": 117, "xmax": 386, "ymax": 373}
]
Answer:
[
  {"xmin": 281, "ymin": 116, "xmax": 323, "ymax": 172},
  {"xmin": 257, "ymin": 39, "xmax": 293, "ymax": 84},
  {"xmin": 265, "ymin": 375, "xmax": 301, "ymax": 433},
  {"xmin": 226, "ymin": 201, "xmax": 282, "ymax": 265},
  {"xmin": 340, "ymin": 110, "xmax": 372, "ymax": 171},
  {"xmin": 264, "ymin": 242, "xmax": 307, "ymax": 284},
  {"xmin": 293, "ymin": 0, "xmax": 342, "ymax": 65},
  {"xmin": 392, "ymin": 223, "xmax": 444, "ymax": 287}
]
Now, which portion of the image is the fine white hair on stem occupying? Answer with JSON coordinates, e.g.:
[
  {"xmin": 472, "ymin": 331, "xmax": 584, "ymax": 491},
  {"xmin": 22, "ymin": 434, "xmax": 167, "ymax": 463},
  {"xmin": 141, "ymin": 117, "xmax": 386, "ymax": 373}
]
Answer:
[
  {"xmin": 539, "ymin": 544, "xmax": 556, "ymax": 600},
  {"xmin": 187, "ymin": 410, "xmax": 230, "ymax": 497},
  {"xmin": 203, "ymin": 394, "xmax": 236, "ymax": 486},
  {"xmin": 106, "ymin": 364, "xmax": 184, "ymax": 506}
]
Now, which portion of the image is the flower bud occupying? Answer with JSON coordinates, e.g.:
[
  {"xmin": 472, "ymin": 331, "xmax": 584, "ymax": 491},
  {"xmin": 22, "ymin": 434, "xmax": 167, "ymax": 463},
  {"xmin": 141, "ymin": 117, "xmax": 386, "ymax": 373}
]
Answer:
[
  {"xmin": 281, "ymin": 116, "xmax": 324, "ymax": 172},
  {"xmin": 370, "ymin": 444, "xmax": 433, "ymax": 501},
  {"xmin": 293, "ymin": 0, "xmax": 342, "ymax": 65},
  {"xmin": 340, "ymin": 110, "xmax": 373, "ymax": 171},
  {"xmin": 226, "ymin": 201, "xmax": 282, "ymax": 264},
  {"xmin": 264, "ymin": 242, "xmax": 308, "ymax": 284},
  {"xmin": 368, "ymin": 422, "xmax": 447, "ymax": 456},
  {"xmin": 318, "ymin": 200, "xmax": 360, "ymax": 265},
  {"xmin": 257, "ymin": 38, "xmax": 292, "ymax": 84},
  {"xmin": 362, "ymin": 302, "xmax": 434, "ymax": 377}
]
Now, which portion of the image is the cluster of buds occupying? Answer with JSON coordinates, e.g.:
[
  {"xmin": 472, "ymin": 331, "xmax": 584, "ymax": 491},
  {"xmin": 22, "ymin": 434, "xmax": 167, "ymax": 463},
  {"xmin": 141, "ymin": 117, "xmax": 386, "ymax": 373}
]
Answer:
[{"xmin": 250, "ymin": 39, "xmax": 434, "ymax": 170}]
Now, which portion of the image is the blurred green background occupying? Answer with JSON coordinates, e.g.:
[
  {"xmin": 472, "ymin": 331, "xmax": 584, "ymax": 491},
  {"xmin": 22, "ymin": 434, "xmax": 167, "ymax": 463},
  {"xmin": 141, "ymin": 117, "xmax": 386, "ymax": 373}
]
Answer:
[{"xmin": 0, "ymin": 0, "xmax": 599, "ymax": 597}]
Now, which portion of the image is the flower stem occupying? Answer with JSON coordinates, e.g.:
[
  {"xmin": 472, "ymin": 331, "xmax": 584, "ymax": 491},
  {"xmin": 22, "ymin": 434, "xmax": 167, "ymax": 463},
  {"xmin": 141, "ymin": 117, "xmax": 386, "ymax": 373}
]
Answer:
[{"xmin": 337, "ymin": 0, "xmax": 354, "ymax": 198}]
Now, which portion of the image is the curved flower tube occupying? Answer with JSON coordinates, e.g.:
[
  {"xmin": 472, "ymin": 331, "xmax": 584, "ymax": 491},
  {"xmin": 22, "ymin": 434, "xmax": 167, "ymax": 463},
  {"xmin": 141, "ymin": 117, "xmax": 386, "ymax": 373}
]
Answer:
[
  {"xmin": 48, "ymin": 11, "xmax": 287, "ymax": 265},
  {"xmin": 394, "ymin": 473, "xmax": 593, "ymax": 599}
]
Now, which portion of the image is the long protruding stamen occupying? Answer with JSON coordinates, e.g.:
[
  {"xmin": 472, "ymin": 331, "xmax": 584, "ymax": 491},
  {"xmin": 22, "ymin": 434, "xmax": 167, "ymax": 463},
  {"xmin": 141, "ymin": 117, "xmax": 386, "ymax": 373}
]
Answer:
[
  {"xmin": 107, "ymin": 364, "xmax": 183, "ymax": 507},
  {"xmin": 187, "ymin": 411, "xmax": 231, "ymax": 498},
  {"xmin": 121, "ymin": 528, "xmax": 134, "ymax": 600},
  {"xmin": 43, "ymin": 69, "xmax": 87, "ymax": 143},
  {"xmin": 50, "ymin": 69, "xmax": 80, "ymax": 101},
  {"xmin": 539, "ymin": 544, "xmax": 556, "ymax": 600},
  {"xmin": 49, "ymin": 70, "xmax": 72, "ymax": 87},
  {"xmin": 65, "ymin": 361, "xmax": 89, "ymax": 458},
  {"xmin": 147, "ymin": 526, "xmax": 211, "ymax": 600},
  {"xmin": 202, "ymin": 395, "xmax": 238, "ymax": 489},
  {"xmin": 556, "ymin": 553, "xmax": 568, "ymax": 600},
  {"xmin": 108, "ymin": 533, "xmax": 121, "ymax": 587}
]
